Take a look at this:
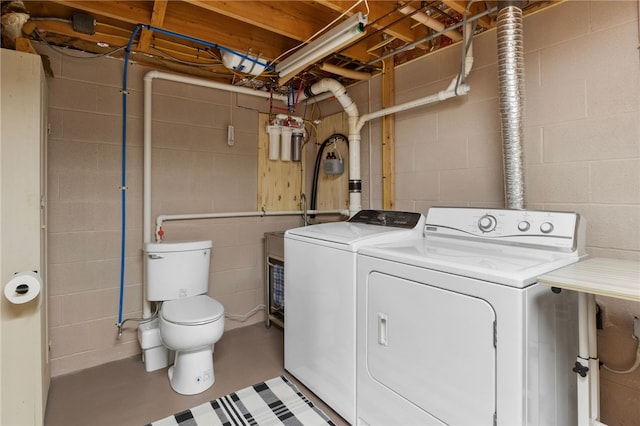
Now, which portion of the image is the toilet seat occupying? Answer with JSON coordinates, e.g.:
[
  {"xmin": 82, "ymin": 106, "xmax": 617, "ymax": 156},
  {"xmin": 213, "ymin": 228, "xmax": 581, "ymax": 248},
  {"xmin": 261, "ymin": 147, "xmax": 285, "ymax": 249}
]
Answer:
[{"xmin": 161, "ymin": 295, "xmax": 224, "ymax": 326}]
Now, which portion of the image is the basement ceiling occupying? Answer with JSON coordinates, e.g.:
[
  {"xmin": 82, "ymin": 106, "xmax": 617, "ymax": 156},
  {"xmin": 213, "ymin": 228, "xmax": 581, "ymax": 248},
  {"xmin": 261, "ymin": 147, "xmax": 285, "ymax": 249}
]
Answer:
[{"xmin": 7, "ymin": 1, "xmax": 557, "ymax": 93}]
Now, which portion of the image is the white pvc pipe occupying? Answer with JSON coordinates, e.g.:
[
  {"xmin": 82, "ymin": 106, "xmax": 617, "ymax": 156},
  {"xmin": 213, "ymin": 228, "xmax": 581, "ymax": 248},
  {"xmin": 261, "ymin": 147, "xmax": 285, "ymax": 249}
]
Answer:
[
  {"xmin": 587, "ymin": 293, "xmax": 601, "ymax": 424},
  {"xmin": 142, "ymin": 35, "xmax": 475, "ymax": 309},
  {"xmin": 301, "ymin": 25, "xmax": 474, "ymax": 216},
  {"xmin": 155, "ymin": 209, "xmax": 348, "ymax": 242},
  {"xmin": 357, "ymin": 23, "xmax": 474, "ymax": 133},
  {"xmin": 143, "ymin": 70, "xmax": 289, "ymax": 243},
  {"xmin": 305, "ymin": 78, "xmax": 362, "ymax": 215},
  {"xmin": 577, "ymin": 292, "xmax": 590, "ymax": 426},
  {"xmin": 578, "ymin": 292, "xmax": 590, "ymax": 359},
  {"xmin": 576, "ymin": 292, "xmax": 607, "ymax": 426},
  {"xmin": 356, "ymin": 84, "xmax": 470, "ymax": 132},
  {"xmin": 143, "ymin": 70, "xmax": 289, "ymax": 316},
  {"xmin": 144, "ymin": 70, "xmax": 289, "ymax": 103}
]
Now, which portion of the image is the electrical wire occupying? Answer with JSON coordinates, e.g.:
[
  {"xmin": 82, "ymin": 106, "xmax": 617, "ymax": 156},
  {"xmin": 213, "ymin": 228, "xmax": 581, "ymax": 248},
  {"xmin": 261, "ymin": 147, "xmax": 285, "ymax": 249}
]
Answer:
[
  {"xmin": 148, "ymin": 46, "xmax": 221, "ymax": 67},
  {"xmin": 225, "ymin": 305, "xmax": 266, "ymax": 322},
  {"xmin": 33, "ymin": 29, "xmax": 127, "ymax": 59},
  {"xmin": 117, "ymin": 303, "xmax": 160, "ymax": 337}
]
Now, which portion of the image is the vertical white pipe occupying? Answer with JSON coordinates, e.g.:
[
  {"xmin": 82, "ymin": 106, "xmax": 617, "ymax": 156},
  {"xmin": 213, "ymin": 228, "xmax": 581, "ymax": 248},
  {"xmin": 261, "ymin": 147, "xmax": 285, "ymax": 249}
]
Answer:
[
  {"xmin": 142, "ymin": 74, "xmax": 153, "ymax": 317},
  {"xmin": 587, "ymin": 293, "xmax": 601, "ymax": 423},
  {"xmin": 305, "ymin": 78, "xmax": 362, "ymax": 216},
  {"xmin": 577, "ymin": 292, "xmax": 590, "ymax": 426}
]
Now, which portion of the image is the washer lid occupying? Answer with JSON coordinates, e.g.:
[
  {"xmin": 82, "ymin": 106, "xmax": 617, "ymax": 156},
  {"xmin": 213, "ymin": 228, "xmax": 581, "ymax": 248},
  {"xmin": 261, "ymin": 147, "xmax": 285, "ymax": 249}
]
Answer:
[
  {"xmin": 285, "ymin": 211, "xmax": 425, "ymax": 249},
  {"xmin": 162, "ymin": 295, "xmax": 224, "ymax": 325}
]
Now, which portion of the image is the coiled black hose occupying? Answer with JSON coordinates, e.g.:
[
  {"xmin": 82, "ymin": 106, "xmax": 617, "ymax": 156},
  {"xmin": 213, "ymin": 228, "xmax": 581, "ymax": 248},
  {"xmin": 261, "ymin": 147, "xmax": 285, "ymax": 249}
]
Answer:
[{"xmin": 309, "ymin": 133, "xmax": 349, "ymax": 217}]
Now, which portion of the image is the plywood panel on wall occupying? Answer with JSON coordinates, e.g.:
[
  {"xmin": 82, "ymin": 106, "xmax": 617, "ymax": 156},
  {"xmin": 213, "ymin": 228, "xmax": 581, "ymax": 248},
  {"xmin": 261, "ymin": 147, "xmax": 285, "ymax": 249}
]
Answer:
[
  {"xmin": 315, "ymin": 112, "xmax": 349, "ymax": 211},
  {"xmin": 257, "ymin": 114, "xmax": 302, "ymax": 211}
]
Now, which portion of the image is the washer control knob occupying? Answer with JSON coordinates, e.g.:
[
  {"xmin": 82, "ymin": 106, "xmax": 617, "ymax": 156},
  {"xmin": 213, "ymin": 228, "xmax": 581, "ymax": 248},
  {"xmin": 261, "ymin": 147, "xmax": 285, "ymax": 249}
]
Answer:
[
  {"xmin": 517, "ymin": 221, "xmax": 531, "ymax": 232},
  {"xmin": 540, "ymin": 222, "xmax": 554, "ymax": 234},
  {"xmin": 478, "ymin": 214, "xmax": 497, "ymax": 232}
]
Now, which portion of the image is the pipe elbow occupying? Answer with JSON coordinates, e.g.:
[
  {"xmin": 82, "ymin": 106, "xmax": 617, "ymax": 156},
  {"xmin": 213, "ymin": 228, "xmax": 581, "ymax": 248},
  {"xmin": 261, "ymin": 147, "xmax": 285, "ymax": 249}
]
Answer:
[
  {"xmin": 144, "ymin": 70, "xmax": 161, "ymax": 82},
  {"xmin": 306, "ymin": 78, "xmax": 360, "ymax": 119}
]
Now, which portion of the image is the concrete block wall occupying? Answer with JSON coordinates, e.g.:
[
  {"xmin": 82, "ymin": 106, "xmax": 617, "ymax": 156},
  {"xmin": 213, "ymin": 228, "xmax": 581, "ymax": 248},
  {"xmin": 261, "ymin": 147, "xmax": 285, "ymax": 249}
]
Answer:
[{"xmin": 41, "ymin": 46, "xmax": 302, "ymax": 377}]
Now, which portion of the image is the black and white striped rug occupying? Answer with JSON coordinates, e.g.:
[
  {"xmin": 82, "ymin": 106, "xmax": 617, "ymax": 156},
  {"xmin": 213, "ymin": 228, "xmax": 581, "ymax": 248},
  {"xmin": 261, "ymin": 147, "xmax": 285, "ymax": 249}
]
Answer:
[{"xmin": 148, "ymin": 376, "xmax": 336, "ymax": 426}]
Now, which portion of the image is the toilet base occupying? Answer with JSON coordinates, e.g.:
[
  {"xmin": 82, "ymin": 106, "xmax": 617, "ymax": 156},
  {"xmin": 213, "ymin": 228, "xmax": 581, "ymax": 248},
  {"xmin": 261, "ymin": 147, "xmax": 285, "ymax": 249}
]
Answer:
[{"xmin": 168, "ymin": 345, "xmax": 215, "ymax": 395}]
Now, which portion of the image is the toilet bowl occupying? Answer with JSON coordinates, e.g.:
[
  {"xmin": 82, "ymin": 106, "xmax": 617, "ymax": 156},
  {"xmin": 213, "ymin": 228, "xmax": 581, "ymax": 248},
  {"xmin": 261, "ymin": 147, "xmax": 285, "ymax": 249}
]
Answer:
[
  {"xmin": 159, "ymin": 294, "xmax": 225, "ymax": 395},
  {"xmin": 143, "ymin": 239, "xmax": 225, "ymax": 395}
]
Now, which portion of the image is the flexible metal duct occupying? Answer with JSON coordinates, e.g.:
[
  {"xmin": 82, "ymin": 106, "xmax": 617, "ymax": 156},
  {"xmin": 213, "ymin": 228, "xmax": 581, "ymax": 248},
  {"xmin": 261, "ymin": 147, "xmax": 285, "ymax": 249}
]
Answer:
[{"xmin": 497, "ymin": 3, "xmax": 526, "ymax": 209}]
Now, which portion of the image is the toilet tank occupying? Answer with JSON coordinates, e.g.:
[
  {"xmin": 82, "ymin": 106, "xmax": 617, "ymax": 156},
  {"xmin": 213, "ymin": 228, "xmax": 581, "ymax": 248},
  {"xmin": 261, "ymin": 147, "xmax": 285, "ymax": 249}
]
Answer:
[{"xmin": 145, "ymin": 240, "xmax": 212, "ymax": 301}]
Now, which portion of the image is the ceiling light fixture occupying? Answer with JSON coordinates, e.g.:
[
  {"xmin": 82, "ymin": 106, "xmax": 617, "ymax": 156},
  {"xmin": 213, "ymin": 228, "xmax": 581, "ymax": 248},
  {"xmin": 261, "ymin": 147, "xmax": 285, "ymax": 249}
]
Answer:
[{"xmin": 276, "ymin": 12, "xmax": 367, "ymax": 85}]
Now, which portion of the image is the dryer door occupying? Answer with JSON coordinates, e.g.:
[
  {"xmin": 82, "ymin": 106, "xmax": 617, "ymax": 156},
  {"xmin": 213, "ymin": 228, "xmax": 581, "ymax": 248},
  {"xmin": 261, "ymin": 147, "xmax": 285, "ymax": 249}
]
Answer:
[{"xmin": 364, "ymin": 271, "xmax": 496, "ymax": 425}]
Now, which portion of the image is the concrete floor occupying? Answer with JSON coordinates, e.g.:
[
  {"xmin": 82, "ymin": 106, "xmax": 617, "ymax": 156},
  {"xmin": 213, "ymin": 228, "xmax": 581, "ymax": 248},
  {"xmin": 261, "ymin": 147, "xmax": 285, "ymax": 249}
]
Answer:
[{"xmin": 44, "ymin": 323, "xmax": 346, "ymax": 426}]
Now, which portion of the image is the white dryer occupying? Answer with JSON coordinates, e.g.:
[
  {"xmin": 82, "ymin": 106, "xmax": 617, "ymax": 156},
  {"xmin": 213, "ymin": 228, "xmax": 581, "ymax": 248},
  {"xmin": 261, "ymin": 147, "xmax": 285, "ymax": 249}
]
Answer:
[
  {"xmin": 285, "ymin": 210, "xmax": 425, "ymax": 425},
  {"xmin": 356, "ymin": 207, "xmax": 586, "ymax": 426}
]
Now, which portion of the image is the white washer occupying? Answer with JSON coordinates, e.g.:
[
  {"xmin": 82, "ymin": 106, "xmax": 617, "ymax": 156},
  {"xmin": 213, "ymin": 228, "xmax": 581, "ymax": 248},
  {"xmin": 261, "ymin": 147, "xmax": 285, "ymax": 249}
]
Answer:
[
  {"xmin": 285, "ymin": 210, "xmax": 426, "ymax": 425},
  {"xmin": 356, "ymin": 207, "xmax": 586, "ymax": 426}
]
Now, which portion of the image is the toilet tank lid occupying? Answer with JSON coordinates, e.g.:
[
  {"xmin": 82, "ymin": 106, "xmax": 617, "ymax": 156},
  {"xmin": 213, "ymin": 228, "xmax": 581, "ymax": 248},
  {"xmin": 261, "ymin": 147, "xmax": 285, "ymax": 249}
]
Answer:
[
  {"xmin": 145, "ymin": 240, "xmax": 212, "ymax": 253},
  {"xmin": 162, "ymin": 295, "xmax": 224, "ymax": 324}
]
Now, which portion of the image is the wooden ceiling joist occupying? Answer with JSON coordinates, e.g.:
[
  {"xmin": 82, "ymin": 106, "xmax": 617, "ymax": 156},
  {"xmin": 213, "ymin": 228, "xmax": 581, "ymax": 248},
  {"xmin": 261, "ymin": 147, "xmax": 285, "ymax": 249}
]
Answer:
[
  {"xmin": 19, "ymin": 1, "xmax": 556, "ymax": 87},
  {"xmin": 137, "ymin": 0, "xmax": 168, "ymax": 52}
]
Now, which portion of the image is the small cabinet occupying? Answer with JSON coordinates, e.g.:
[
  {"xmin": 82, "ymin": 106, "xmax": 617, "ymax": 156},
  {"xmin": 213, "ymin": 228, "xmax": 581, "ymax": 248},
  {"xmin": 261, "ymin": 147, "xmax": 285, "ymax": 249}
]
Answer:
[{"xmin": 264, "ymin": 231, "xmax": 285, "ymax": 328}]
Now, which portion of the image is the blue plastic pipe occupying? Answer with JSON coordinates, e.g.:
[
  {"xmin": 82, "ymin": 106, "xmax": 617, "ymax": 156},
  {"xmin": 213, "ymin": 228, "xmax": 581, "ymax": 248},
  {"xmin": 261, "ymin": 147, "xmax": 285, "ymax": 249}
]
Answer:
[
  {"xmin": 118, "ymin": 24, "xmax": 141, "ymax": 330},
  {"xmin": 117, "ymin": 24, "xmax": 275, "ymax": 332}
]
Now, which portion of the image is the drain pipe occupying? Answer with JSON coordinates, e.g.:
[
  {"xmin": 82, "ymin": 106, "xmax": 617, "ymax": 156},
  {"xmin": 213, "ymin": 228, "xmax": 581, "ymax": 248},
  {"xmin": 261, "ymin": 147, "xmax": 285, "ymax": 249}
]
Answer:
[
  {"xmin": 355, "ymin": 22, "xmax": 474, "ymax": 132},
  {"xmin": 304, "ymin": 79, "xmax": 362, "ymax": 216},
  {"xmin": 497, "ymin": 1, "xmax": 526, "ymax": 209},
  {"xmin": 143, "ymin": 70, "xmax": 289, "ymax": 249},
  {"xmin": 155, "ymin": 209, "xmax": 348, "ymax": 241},
  {"xmin": 355, "ymin": 23, "xmax": 474, "ymax": 141},
  {"xmin": 143, "ymin": 70, "xmax": 289, "ymax": 316},
  {"xmin": 304, "ymin": 25, "xmax": 475, "ymax": 216}
]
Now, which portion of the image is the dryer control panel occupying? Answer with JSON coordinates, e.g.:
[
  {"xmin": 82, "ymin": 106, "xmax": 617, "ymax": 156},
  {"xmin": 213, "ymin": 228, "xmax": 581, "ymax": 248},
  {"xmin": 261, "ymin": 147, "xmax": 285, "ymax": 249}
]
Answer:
[
  {"xmin": 349, "ymin": 210, "xmax": 423, "ymax": 229},
  {"xmin": 425, "ymin": 207, "xmax": 585, "ymax": 253}
]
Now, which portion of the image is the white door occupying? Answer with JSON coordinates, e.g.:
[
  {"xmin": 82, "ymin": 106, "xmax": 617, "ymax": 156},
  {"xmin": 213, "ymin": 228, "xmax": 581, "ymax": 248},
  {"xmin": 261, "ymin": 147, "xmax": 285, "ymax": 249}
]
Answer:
[
  {"xmin": 0, "ymin": 49, "xmax": 49, "ymax": 426},
  {"xmin": 364, "ymin": 271, "xmax": 496, "ymax": 425}
]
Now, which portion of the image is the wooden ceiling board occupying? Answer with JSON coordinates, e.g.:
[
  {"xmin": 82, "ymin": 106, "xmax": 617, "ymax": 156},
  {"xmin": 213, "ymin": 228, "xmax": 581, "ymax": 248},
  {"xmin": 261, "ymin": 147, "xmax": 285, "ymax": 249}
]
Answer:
[
  {"xmin": 162, "ymin": 1, "xmax": 294, "ymax": 62},
  {"xmin": 13, "ymin": 0, "xmax": 559, "ymax": 89},
  {"xmin": 183, "ymin": 1, "xmax": 336, "ymax": 43},
  {"xmin": 52, "ymin": 0, "xmax": 155, "ymax": 25}
]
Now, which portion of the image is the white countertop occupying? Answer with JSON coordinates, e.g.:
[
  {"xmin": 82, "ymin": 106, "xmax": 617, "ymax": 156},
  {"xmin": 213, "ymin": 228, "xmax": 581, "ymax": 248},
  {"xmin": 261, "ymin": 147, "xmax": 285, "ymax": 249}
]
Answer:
[{"xmin": 539, "ymin": 257, "xmax": 640, "ymax": 302}]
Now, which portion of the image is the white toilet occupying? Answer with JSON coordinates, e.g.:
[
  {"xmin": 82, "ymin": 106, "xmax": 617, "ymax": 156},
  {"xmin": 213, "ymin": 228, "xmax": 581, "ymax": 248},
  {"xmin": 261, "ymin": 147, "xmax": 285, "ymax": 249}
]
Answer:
[{"xmin": 144, "ymin": 240, "xmax": 225, "ymax": 395}]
